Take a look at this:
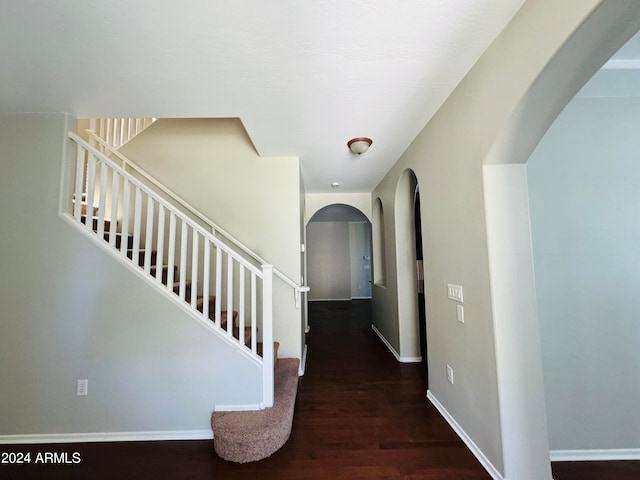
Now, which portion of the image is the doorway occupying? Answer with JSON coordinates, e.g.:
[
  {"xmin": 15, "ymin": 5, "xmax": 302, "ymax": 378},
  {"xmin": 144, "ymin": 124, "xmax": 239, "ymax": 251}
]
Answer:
[
  {"xmin": 414, "ymin": 186, "xmax": 427, "ymax": 380},
  {"xmin": 306, "ymin": 204, "xmax": 372, "ymax": 302}
]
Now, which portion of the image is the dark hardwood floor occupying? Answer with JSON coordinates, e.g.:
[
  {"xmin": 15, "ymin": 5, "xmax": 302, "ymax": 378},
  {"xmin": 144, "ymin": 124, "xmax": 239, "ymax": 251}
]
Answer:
[{"xmin": 2, "ymin": 300, "xmax": 639, "ymax": 479}]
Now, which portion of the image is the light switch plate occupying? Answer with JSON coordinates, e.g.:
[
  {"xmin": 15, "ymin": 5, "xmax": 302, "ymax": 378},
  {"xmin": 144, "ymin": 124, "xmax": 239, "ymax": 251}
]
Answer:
[
  {"xmin": 447, "ymin": 284, "xmax": 463, "ymax": 302},
  {"xmin": 457, "ymin": 304, "xmax": 464, "ymax": 323},
  {"xmin": 77, "ymin": 379, "xmax": 88, "ymax": 396}
]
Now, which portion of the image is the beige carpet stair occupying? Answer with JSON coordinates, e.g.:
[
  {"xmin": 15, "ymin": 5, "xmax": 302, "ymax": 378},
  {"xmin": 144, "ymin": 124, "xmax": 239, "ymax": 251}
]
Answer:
[{"xmin": 211, "ymin": 355, "xmax": 300, "ymax": 463}]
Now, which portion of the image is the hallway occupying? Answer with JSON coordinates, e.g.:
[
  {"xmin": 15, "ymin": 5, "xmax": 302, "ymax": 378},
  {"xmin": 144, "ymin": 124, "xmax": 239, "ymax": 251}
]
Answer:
[{"xmin": 3, "ymin": 300, "xmax": 640, "ymax": 479}]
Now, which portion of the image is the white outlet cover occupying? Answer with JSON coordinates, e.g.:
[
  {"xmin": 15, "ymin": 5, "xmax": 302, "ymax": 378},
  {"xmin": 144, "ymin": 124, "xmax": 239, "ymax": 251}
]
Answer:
[{"xmin": 446, "ymin": 365, "xmax": 454, "ymax": 384}]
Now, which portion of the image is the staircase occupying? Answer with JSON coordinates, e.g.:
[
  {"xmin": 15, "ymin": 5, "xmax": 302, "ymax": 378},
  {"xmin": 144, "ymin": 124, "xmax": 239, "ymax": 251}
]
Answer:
[
  {"xmin": 63, "ymin": 119, "xmax": 306, "ymax": 461},
  {"xmin": 212, "ymin": 356, "xmax": 300, "ymax": 463}
]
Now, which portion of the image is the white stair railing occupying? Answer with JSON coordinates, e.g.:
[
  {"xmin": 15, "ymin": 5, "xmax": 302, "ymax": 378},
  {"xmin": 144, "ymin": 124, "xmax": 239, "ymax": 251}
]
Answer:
[
  {"xmin": 66, "ymin": 132, "xmax": 275, "ymax": 408},
  {"xmin": 89, "ymin": 118, "xmax": 156, "ymax": 152},
  {"xmin": 84, "ymin": 125, "xmax": 309, "ymax": 307}
]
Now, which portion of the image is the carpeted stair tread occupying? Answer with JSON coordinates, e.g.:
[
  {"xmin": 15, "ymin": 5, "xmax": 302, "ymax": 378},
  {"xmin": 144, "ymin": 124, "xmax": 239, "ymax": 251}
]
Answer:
[
  {"xmin": 150, "ymin": 264, "xmax": 178, "ymax": 284},
  {"xmin": 127, "ymin": 249, "xmax": 158, "ymax": 267},
  {"xmin": 257, "ymin": 341, "xmax": 280, "ymax": 363},
  {"xmin": 211, "ymin": 357, "xmax": 300, "ymax": 463},
  {"xmin": 80, "ymin": 214, "xmax": 112, "ymax": 231},
  {"xmin": 103, "ymin": 232, "xmax": 134, "ymax": 249}
]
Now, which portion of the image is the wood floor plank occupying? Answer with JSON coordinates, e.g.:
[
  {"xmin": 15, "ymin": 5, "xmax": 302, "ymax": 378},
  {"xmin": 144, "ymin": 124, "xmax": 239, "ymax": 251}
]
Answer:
[{"xmin": 2, "ymin": 300, "xmax": 638, "ymax": 479}]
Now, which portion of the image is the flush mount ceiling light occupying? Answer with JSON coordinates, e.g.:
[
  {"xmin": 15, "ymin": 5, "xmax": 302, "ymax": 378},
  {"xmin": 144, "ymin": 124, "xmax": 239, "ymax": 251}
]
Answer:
[
  {"xmin": 347, "ymin": 137, "xmax": 373, "ymax": 155},
  {"xmin": 331, "ymin": 182, "xmax": 340, "ymax": 188}
]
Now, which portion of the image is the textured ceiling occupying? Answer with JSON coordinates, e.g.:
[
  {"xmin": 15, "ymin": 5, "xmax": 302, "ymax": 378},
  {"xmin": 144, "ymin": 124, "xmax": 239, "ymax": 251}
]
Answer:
[{"xmin": 0, "ymin": 0, "xmax": 528, "ymax": 192}]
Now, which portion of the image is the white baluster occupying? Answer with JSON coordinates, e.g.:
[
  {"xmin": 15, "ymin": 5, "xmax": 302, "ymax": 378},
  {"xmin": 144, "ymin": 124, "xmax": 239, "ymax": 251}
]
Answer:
[
  {"xmin": 239, "ymin": 265, "xmax": 245, "ymax": 347},
  {"xmin": 119, "ymin": 119, "xmax": 125, "ymax": 147},
  {"xmin": 262, "ymin": 265, "xmax": 274, "ymax": 408},
  {"xmin": 97, "ymin": 160, "xmax": 108, "ymax": 238},
  {"xmin": 203, "ymin": 241, "xmax": 211, "ymax": 320},
  {"xmin": 99, "ymin": 119, "xmax": 106, "ymax": 153},
  {"xmin": 166, "ymin": 212, "xmax": 176, "ymax": 288},
  {"xmin": 179, "ymin": 221, "xmax": 188, "ymax": 300},
  {"xmin": 215, "ymin": 248, "xmax": 222, "ymax": 328},
  {"xmin": 132, "ymin": 187, "xmax": 142, "ymax": 265},
  {"xmin": 109, "ymin": 170, "xmax": 120, "ymax": 248},
  {"xmin": 84, "ymin": 153, "xmax": 96, "ymax": 232},
  {"xmin": 155, "ymin": 205, "xmax": 165, "ymax": 283},
  {"xmin": 112, "ymin": 119, "xmax": 117, "ymax": 146},
  {"xmin": 191, "ymin": 231, "xmax": 199, "ymax": 309},
  {"xmin": 105, "ymin": 120, "xmax": 112, "ymax": 149},
  {"xmin": 251, "ymin": 273, "xmax": 257, "ymax": 354},
  {"xmin": 88, "ymin": 119, "xmax": 97, "ymax": 148},
  {"xmin": 120, "ymin": 178, "xmax": 130, "ymax": 255},
  {"xmin": 144, "ymin": 196, "xmax": 154, "ymax": 274},
  {"xmin": 73, "ymin": 145, "xmax": 86, "ymax": 221},
  {"xmin": 227, "ymin": 255, "xmax": 233, "ymax": 336}
]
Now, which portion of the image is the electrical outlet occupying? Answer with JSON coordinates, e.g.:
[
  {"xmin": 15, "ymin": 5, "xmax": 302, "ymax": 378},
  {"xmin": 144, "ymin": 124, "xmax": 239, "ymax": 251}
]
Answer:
[
  {"xmin": 447, "ymin": 284, "xmax": 463, "ymax": 303},
  {"xmin": 446, "ymin": 365, "xmax": 454, "ymax": 384},
  {"xmin": 77, "ymin": 379, "xmax": 88, "ymax": 396},
  {"xmin": 457, "ymin": 304, "xmax": 465, "ymax": 323}
]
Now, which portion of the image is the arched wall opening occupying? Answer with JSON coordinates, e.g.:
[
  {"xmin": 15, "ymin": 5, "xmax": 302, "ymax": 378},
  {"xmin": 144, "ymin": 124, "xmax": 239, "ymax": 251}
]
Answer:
[
  {"xmin": 527, "ymin": 84, "xmax": 640, "ymax": 456},
  {"xmin": 394, "ymin": 169, "xmax": 423, "ymax": 363},
  {"xmin": 483, "ymin": 2, "xmax": 640, "ymax": 478},
  {"xmin": 306, "ymin": 204, "xmax": 372, "ymax": 302},
  {"xmin": 372, "ymin": 198, "xmax": 386, "ymax": 286}
]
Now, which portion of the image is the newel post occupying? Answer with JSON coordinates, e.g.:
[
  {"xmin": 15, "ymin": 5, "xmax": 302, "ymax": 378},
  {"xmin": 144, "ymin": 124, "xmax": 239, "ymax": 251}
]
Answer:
[{"xmin": 262, "ymin": 264, "xmax": 274, "ymax": 408}]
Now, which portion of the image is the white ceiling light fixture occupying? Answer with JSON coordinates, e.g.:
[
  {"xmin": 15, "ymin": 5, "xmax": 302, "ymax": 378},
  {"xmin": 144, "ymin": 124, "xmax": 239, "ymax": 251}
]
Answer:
[
  {"xmin": 347, "ymin": 137, "xmax": 373, "ymax": 155},
  {"xmin": 331, "ymin": 182, "xmax": 341, "ymax": 188}
]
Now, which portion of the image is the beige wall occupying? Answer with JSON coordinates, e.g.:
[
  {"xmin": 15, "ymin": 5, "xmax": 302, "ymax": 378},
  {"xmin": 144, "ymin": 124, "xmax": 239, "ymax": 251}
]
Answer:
[
  {"xmin": 371, "ymin": 1, "xmax": 640, "ymax": 478},
  {"xmin": 0, "ymin": 114, "xmax": 262, "ymax": 439},
  {"xmin": 119, "ymin": 118, "xmax": 304, "ymax": 358},
  {"xmin": 305, "ymin": 192, "xmax": 371, "ymax": 224}
]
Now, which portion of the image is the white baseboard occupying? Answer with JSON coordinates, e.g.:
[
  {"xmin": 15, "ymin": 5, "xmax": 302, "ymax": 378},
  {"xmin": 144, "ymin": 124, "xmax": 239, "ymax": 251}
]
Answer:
[
  {"xmin": 371, "ymin": 324, "xmax": 422, "ymax": 363},
  {"xmin": 299, "ymin": 344, "xmax": 308, "ymax": 376},
  {"xmin": 550, "ymin": 449, "xmax": 640, "ymax": 462},
  {"xmin": 0, "ymin": 430, "xmax": 213, "ymax": 445},
  {"xmin": 427, "ymin": 391, "xmax": 504, "ymax": 480},
  {"xmin": 308, "ymin": 298, "xmax": 351, "ymax": 302},
  {"xmin": 213, "ymin": 403, "xmax": 263, "ymax": 412}
]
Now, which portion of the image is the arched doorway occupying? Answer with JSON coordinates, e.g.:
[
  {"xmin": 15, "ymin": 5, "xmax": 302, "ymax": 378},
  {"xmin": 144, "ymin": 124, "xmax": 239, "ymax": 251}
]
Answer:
[
  {"xmin": 394, "ymin": 169, "xmax": 424, "ymax": 365},
  {"xmin": 414, "ymin": 186, "xmax": 427, "ymax": 382},
  {"xmin": 306, "ymin": 204, "xmax": 372, "ymax": 302},
  {"xmin": 483, "ymin": 4, "xmax": 640, "ymax": 478}
]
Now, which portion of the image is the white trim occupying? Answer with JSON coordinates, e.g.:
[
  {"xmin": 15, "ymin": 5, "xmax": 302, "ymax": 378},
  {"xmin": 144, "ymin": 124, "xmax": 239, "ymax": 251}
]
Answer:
[
  {"xmin": 427, "ymin": 391, "xmax": 504, "ymax": 480},
  {"xmin": 213, "ymin": 403, "xmax": 263, "ymax": 412},
  {"xmin": 371, "ymin": 324, "xmax": 422, "ymax": 363},
  {"xmin": 299, "ymin": 344, "xmax": 308, "ymax": 376},
  {"xmin": 308, "ymin": 298, "xmax": 351, "ymax": 302},
  {"xmin": 550, "ymin": 449, "xmax": 640, "ymax": 462},
  {"xmin": 0, "ymin": 430, "xmax": 213, "ymax": 445}
]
